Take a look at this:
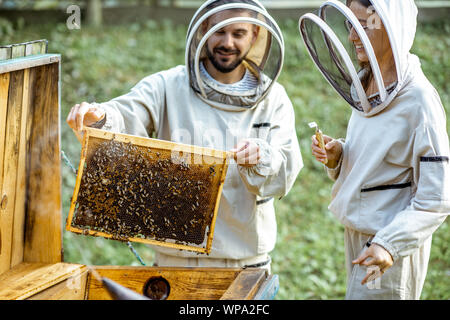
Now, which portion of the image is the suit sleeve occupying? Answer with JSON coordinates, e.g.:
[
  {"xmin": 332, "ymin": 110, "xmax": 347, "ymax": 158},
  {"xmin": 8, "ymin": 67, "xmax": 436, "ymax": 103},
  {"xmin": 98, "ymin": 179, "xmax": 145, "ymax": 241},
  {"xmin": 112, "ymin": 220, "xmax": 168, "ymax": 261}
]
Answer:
[
  {"xmin": 91, "ymin": 72, "xmax": 166, "ymax": 137},
  {"xmin": 372, "ymin": 94, "xmax": 450, "ymax": 260}
]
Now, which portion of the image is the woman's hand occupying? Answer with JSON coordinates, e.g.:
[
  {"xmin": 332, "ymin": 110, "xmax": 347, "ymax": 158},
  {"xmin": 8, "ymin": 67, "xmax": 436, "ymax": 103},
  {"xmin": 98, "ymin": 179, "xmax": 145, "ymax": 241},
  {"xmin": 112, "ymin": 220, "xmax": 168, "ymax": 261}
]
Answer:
[
  {"xmin": 311, "ymin": 134, "xmax": 343, "ymax": 169},
  {"xmin": 352, "ymin": 243, "xmax": 394, "ymax": 285}
]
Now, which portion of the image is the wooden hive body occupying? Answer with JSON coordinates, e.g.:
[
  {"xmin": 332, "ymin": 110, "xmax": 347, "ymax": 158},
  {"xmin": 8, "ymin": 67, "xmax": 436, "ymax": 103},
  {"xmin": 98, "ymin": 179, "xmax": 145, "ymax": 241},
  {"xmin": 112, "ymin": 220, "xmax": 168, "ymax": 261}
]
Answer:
[
  {"xmin": 0, "ymin": 41, "xmax": 278, "ymax": 301},
  {"xmin": 0, "ymin": 43, "xmax": 88, "ymax": 300}
]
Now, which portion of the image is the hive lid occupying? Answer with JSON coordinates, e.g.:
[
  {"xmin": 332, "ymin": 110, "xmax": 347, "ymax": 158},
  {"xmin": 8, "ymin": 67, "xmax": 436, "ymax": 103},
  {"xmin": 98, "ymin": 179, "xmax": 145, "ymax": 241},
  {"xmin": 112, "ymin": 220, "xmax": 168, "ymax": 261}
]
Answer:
[
  {"xmin": 66, "ymin": 128, "xmax": 231, "ymax": 254},
  {"xmin": 0, "ymin": 40, "xmax": 59, "ymax": 75}
]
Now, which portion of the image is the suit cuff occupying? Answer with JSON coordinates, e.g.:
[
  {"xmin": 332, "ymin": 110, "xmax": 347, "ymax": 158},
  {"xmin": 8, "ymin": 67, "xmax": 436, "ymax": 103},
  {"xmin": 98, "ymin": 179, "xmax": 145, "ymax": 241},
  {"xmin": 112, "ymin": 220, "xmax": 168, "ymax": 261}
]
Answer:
[{"xmin": 372, "ymin": 236, "xmax": 398, "ymax": 261}]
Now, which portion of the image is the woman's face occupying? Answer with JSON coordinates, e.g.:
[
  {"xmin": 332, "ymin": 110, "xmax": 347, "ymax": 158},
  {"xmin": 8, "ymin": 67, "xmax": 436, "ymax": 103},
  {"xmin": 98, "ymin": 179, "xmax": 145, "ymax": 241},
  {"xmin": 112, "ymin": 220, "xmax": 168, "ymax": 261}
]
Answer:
[{"xmin": 348, "ymin": 1, "xmax": 392, "ymax": 65}]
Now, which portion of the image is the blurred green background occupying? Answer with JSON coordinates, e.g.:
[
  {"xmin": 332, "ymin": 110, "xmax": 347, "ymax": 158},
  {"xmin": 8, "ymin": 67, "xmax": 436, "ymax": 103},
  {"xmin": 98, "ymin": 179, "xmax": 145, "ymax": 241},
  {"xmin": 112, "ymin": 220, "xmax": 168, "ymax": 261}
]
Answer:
[{"xmin": 1, "ymin": 7, "xmax": 448, "ymax": 300}]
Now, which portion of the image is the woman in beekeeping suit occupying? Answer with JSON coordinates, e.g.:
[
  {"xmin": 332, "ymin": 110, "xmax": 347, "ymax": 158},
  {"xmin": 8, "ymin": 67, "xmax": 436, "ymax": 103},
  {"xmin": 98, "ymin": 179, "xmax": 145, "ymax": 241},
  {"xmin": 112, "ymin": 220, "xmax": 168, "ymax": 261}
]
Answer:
[
  {"xmin": 300, "ymin": 0, "xmax": 449, "ymax": 299},
  {"xmin": 67, "ymin": 0, "xmax": 302, "ymax": 271}
]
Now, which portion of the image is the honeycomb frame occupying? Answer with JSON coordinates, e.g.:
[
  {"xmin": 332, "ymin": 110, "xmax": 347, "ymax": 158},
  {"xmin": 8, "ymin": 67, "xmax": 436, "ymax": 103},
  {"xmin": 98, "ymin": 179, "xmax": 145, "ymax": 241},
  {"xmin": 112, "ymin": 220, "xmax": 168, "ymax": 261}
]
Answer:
[{"xmin": 66, "ymin": 127, "xmax": 230, "ymax": 254}]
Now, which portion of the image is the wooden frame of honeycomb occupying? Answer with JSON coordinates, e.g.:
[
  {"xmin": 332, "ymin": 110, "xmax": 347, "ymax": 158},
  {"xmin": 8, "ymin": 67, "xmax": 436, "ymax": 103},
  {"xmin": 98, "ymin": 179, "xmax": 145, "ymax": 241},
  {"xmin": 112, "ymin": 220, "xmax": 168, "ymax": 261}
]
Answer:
[{"xmin": 66, "ymin": 127, "xmax": 230, "ymax": 254}]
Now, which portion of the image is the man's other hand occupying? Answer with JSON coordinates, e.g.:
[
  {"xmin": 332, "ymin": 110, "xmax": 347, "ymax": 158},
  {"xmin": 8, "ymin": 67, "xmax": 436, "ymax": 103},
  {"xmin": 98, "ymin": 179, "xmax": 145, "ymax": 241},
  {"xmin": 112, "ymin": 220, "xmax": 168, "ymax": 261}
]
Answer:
[{"xmin": 230, "ymin": 140, "xmax": 260, "ymax": 167}]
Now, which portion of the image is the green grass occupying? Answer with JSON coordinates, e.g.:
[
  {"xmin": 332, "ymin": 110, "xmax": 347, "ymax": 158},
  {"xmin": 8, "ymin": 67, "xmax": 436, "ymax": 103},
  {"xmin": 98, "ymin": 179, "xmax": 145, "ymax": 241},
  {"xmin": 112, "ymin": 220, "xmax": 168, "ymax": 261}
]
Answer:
[{"xmin": 3, "ymin": 17, "xmax": 449, "ymax": 300}]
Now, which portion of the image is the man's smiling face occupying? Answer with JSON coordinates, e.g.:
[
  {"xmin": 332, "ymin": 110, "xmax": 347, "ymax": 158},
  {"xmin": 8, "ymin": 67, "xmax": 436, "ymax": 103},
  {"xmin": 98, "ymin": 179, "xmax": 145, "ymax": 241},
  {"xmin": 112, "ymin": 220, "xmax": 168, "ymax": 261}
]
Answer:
[{"xmin": 204, "ymin": 10, "xmax": 258, "ymax": 73}]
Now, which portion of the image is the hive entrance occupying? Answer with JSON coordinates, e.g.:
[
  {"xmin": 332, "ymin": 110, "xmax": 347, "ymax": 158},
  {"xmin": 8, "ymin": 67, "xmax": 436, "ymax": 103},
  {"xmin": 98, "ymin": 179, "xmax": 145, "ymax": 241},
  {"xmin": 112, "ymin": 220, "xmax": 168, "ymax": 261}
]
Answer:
[{"xmin": 66, "ymin": 128, "xmax": 230, "ymax": 254}]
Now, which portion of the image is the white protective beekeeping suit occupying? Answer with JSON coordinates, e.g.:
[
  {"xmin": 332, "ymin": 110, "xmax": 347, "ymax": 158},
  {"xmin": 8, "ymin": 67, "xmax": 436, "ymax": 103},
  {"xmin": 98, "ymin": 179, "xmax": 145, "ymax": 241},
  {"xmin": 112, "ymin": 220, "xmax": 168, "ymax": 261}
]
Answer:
[
  {"xmin": 299, "ymin": 0, "xmax": 449, "ymax": 299},
  {"xmin": 91, "ymin": 0, "xmax": 303, "ymax": 269}
]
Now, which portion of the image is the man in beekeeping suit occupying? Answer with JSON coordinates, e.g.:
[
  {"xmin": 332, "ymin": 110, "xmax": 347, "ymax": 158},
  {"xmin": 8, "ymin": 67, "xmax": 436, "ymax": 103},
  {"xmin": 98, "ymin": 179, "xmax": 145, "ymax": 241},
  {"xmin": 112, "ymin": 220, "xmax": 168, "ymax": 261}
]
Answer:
[
  {"xmin": 67, "ymin": 0, "xmax": 303, "ymax": 272},
  {"xmin": 301, "ymin": 0, "xmax": 449, "ymax": 299}
]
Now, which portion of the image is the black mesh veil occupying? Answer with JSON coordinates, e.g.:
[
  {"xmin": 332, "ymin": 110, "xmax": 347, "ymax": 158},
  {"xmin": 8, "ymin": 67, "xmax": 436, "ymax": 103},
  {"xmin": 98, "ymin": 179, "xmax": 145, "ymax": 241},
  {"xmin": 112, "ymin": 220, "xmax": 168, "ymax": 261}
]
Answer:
[
  {"xmin": 299, "ymin": 0, "xmax": 398, "ymax": 112},
  {"xmin": 300, "ymin": 13, "xmax": 365, "ymax": 111}
]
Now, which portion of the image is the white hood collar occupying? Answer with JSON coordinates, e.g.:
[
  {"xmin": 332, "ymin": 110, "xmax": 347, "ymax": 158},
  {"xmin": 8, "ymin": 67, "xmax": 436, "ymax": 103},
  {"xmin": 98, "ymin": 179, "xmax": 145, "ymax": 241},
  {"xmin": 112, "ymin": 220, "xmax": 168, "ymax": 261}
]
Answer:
[{"xmin": 369, "ymin": 0, "xmax": 418, "ymax": 88}]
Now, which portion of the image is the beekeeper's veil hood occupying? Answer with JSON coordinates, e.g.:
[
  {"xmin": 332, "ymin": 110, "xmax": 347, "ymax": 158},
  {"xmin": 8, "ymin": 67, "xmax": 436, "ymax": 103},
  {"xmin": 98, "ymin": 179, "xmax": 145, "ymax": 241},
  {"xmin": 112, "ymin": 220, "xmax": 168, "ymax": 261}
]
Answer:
[
  {"xmin": 186, "ymin": 0, "xmax": 285, "ymax": 111},
  {"xmin": 298, "ymin": 0, "xmax": 419, "ymax": 116}
]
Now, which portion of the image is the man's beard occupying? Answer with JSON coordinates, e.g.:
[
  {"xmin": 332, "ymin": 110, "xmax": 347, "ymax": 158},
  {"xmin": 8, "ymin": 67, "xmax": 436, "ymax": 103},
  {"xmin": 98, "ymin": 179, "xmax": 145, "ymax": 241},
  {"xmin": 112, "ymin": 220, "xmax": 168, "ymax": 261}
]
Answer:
[{"xmin": 206, "ymin": 46, "xmax": 247, "ymax": 74}]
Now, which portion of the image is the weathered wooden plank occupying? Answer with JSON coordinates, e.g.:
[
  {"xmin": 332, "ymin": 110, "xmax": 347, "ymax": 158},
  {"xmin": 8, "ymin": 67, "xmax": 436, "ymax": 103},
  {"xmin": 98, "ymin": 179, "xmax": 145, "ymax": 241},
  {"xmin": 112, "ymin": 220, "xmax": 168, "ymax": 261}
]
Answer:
[
  {"xmin": 0, "ymin": 72, "xmax": 10, "ymax": 275},
  {"xmin": 0, "ymin": 73, "xmax": 10, "ymax": 175},
  {"xmin": 0, "ymin": 47, "xmax": 12, "ymax": 61},
  {"xmin": 0, "ymin": 54, "xmax": 59, "ymax": 75},
  {"xmin": 0, "ymin": 262, "xmax": 87, "ymax": 300},
  {"xmin": 87, "ymin": 266, "xmax": 241, "ymax": 300},
  {"xmin": 23, "ymin": 62, "xmax": 62, "ymax": 264},
  {"xmin": 11, "ymin": 45, "xmax": 25, "ymax": 59},
  {"xmin": 27, "ymin": 268, "xmax": 88, "ymax": 300},
  {"xmin": 0, "ymin": 70, "xmax": 24, "ymax": 275},
  {"xmin": 253, "ymin": 274, "xmax": 279, "ymax": 300},
  {"xmin": 10, "ymin": 68, "xmax": 34, "ymax": 268},
  {"xmin": 220, "ymin": 269, "xmax": 267, "ymax": 300}
]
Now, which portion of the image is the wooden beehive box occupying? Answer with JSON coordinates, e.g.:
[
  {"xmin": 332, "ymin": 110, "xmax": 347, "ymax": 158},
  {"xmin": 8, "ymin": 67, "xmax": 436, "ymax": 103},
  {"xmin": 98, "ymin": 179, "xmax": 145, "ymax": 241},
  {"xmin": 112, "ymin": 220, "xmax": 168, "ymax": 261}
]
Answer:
[
  {"xmin": 0, "ymin": 41, "xmax": 89, "ymax": 299},
  {"xmin": 66, "ymin": 127, "xmax": 230, "ymax": 254},
  {"xmin": 0, "ymin": 41, "xmax": 278, "ymax": 300}
]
